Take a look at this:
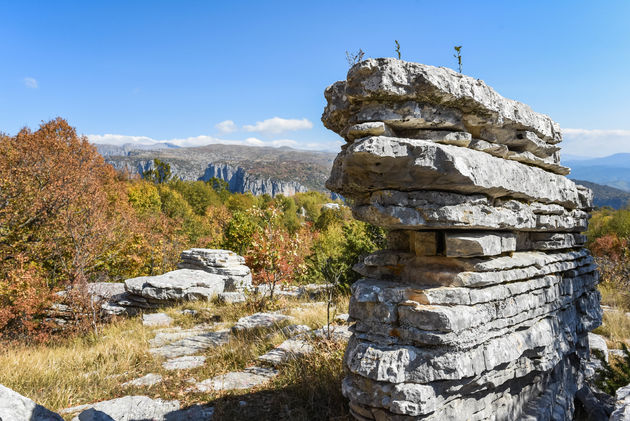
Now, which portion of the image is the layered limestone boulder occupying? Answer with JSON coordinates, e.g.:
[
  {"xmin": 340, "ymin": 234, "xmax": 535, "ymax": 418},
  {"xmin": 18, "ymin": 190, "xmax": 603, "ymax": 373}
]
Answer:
[
  {"xmin": 178, "ymin": 248, "xmax": 253, "ymax": 291},
  {"xmin": 102, "ymin": 249, "xmax": 252, "ymax": 315},
  {"xmin": 323, "ymin": 58, "xmax": 603, "ymax": 420}
]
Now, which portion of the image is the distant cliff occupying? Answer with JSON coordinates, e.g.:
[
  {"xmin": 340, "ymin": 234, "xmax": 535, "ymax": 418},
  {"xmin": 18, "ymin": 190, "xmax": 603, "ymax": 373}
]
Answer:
[{"xmin": 98, "ymin": 143, "xmax": 337, "ymax": 197}]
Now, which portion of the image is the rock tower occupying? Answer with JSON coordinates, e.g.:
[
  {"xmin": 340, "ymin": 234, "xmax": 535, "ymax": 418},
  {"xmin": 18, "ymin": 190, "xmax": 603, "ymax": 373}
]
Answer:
[{"xmin": 323, "ymin": 59, "xmax": 602, "ymax": 420}]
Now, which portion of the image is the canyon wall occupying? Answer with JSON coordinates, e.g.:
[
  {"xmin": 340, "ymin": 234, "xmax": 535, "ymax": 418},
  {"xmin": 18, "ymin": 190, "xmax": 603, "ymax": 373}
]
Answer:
[{"xmin": 323, "ymin": 58, "xmax": 602, "ymax": 420}]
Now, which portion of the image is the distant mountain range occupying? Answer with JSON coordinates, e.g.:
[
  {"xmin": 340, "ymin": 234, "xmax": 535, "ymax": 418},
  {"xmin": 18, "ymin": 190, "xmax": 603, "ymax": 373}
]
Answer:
[
  {"xmin": 94, "ymin": 143, "xmax": 630, "ymax": 208},
  {"xmin": 570, "ymin": 179, "xmax": 630, "ymax": 209},
  {"xmin": 564, "ymin": 153, "xmax": 630, "ymax": 192},
  {"xmin": 96, "ymin": 143, "xmax": 338, "ymax": 197}
]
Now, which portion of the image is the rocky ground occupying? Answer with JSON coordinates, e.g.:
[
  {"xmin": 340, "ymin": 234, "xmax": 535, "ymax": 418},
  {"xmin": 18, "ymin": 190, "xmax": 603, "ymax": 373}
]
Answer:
[{"xmin": 0, "ymin": 292, "xmax": 353, "ymax": 421}]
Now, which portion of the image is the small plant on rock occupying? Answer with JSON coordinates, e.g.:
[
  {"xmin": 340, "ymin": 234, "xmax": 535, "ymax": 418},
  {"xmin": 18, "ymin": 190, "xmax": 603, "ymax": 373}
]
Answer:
[
  {"xmin": 395, "ymin": 40, "xmax": 401, "ymax": 59},
  {"xmin": 453, "ymin": 45, "xmax": 463, "ymax": 73},
  {"xmin": 345, "ymin": 49, "xmax": 365, "ymax": 67}
]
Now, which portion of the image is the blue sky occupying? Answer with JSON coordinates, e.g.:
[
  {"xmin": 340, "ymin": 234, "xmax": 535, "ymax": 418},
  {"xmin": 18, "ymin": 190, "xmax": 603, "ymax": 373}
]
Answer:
[{"xmin": 1, "ymin": 0, "xmax": 630, "ymax": 157}]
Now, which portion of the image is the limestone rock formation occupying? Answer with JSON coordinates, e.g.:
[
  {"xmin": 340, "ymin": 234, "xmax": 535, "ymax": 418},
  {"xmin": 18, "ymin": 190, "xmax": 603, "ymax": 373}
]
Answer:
[
  {"xmin": 100, "ymin": 249, "xmax": 252, "ymax": 315},
  {"xmin": 178, "ymin": 248, "xmax": 253, "ymax": 291},
  {"xmin": 322, "ymin": 58, "xmax": 602, "ymax": 420},
  {"xmin": 125, "ymin": 269, "xmax": 225, "ymax": 302}
]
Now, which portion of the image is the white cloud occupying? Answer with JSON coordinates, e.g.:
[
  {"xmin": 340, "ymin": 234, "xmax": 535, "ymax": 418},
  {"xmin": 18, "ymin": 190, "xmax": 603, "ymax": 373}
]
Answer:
[
  {"xmin": 24, "ymin": 77, "xmax": 38, "ymax": 89},
  {"xmin": 86, "ymin": 133, "xmax": 336, "ymax": 151},
  {"xmin": 243, "ymin": 117, "xmax": 313, "ymax": 134},
  {"xmin": 562, "ymin": 128, "xmax": 630, "ymax": 157},
  {"xmin": 215, "ymin": 120, "xmax": 237, "ymax": 134},
  {"xmin": 271, "ymin": 139, "xmax": 298, "ymax": 147},
  {"xmin": 244, "ymin": 137, "xmax": 265, "ymax": 146}
]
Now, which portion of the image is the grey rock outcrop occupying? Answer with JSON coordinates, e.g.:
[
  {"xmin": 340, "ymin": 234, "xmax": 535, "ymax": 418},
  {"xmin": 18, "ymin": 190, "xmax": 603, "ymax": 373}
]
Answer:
[
  {"xmin": 322, "ymin": 58, "xmax": 602, "ymax": 420},
  {"xmin": 0, "ymin": 384, "xmax": 63, "ymax": 421},
  {"xmin": 101, "ymin": 249, "xmax": 251, "ymax": 315},
  {"xmin": 178, "ymin": 248, "xmax": 252, "ymax": 291},
  {"xmin": 125, "ymin": 269, "xmax": 225, "ymax": 302}
]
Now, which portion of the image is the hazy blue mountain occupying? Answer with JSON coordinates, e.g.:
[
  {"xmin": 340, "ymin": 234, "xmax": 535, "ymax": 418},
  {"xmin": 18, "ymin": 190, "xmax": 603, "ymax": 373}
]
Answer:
[{"xmin": 564, "ymin": 153, "xmax": 630, "ymax": 192}]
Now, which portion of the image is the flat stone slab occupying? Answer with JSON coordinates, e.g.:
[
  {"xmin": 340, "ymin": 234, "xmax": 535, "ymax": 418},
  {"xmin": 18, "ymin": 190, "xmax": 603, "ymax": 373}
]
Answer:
[
  {"xmin": 231, "ymin": 312, "xmax": 293, "ymax": 333},
  {"xmin": 150, "ymin": 329, "xmax": 230, "ymax": 358},
  {"xmin": 445, "ymin": 232, "xmax": 516, "ymax": 258},
  {"xmin": 327, "ymin": 136, "xmax": 582, "ymax": 209},
  {"xmin": 275, "ymin": 324, "xmax": 311, "ymax": 338},
  {"xmin": 121, "ymin": 373, "xmax": 163, "ymax": 388},
  {"xmin": 125, "ymin": 269, "xmax": 225, "ymax": 302},
  {"xmin": 258, "ymin": 339, "xmax": 314, "ymax": 366},
  {"xmin": 149, "ymin": 325, "xmax": 211, "ymax": 347},
  {"xmin": 143, "ymin": 313, "xmax": 173, "ymax": 327},
  {"xmin": 217, "ymin": 292, "xmax": 246, "ymax": 304},
  {"xmin": 0, "ymin": 384, "xmax": 63, "ymax": 421},
  {"xmin": 194, "ymin": 367, "xmax": 278, "ymax": 392},
  {"xmin": 163, "ymin": 356, "xmax": 206, "ymax": 371},
  {"xmin": 65, "ymin": 396, "xmax": 180, "ymax": 421}
]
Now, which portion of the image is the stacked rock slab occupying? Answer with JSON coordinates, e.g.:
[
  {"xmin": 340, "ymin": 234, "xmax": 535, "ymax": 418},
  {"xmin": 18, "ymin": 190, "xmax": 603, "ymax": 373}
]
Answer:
[
  {"xmin": 322, "ymin": 58, "xmax": 602, "ymax": 420},
  {"xmin": 178, "ymin": 248, "xmax": 253, "ymax": 291}
]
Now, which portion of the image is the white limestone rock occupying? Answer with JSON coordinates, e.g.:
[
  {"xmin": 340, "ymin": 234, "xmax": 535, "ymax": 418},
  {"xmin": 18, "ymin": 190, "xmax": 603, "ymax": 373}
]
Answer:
[
  {"xmin": 121, "ymin": 373, "xmax": 163, "ymax": 388},
  {"xmin": 178, "ymin": 248, "xmax": 252, "ymax": 291},
  {"xmin": 444, "ymin": 232, "xmax": 516, "ymax": 257},
  {"xmin": 327, "ymin": 136, "xmax": 581, "ymax": 208},
  {"xmin": 142, "ymin": 312, "xmax": 173, "ymax": 327},
  {"xmin": 354, "ymin": 190, "xmax": 588, "ymax": 232},
  {"xmin": 231, "ymin": 312, "xmax": 293, "ymax": 333},
  {"xmin": 321, "ymin": 58, "xmax": 602, "ymax": 421},
  {"xmin": 323, "ymin": 58, "xmax": 561, "ymax": 144},
  {"xmin": 150, "ymin": 329, "xmax": 230, "ymax": 358},
  {"xmin": 588, "ymin": 332, "xmax": 609, "ymax": 362},
  {"xmin": 0, "ymin": 384, "xmax": 63, "ymax": 421},
  {"xmin": 258, "ymin": 338, "xmax": 314, "ymax": 366},
  {"xmin": 163, "ymin": 355, "xmax": 206, "ymax": 371},
  {"xmin": 194, "ymin": 367, "xmax": 277, "ymax": 392},
  {"xmin": 611, "ymin": 384, "xmax": 630, "ymax": 421},
  {"xmin": 125, "ymin": 269, "xmax": 225, "ymax": 303},
  {"xmin": 68, "ymin": 396, "xmax": 180, "ymax": 421},
  {"xmin": 217, "ymin": 291, "xmax": 246, "ymax": 304}
]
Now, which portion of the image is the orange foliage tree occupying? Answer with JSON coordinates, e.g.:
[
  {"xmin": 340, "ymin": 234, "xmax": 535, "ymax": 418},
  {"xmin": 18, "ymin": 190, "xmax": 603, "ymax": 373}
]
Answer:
[
  {"xmin": 245, "ymin": 207, "xmax": 312, "ymax": 301},
  {"xmin": 0, "ymin": 118, "xmax": 139, "ymax": 337}
]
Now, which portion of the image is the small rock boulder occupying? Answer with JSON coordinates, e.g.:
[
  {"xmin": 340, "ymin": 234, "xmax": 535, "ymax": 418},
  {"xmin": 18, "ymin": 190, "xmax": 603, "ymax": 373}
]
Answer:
[
  {"xmin": 178, "ymin": 249, "xmax": 252, "ymax": 291},
  {"xmin": 231, "ymin": 312, "xmax": 293, "ymax": 333}
]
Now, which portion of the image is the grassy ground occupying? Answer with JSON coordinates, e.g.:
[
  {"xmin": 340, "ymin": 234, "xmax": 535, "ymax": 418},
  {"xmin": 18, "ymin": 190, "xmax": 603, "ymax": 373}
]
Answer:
[{"xmin": 0, "ymin": 295, "xmax": 351, "ymax": 421}]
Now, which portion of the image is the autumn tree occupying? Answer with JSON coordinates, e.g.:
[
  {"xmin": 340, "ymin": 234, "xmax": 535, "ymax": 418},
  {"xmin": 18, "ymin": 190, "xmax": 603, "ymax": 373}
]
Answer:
[
  {"xmin": 245, "ymin": 206, "xmax": 311, "ymax": 301},
  {"xmin": 0, "ymin": 118, "xmax": 138, "ymax": 337}
]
